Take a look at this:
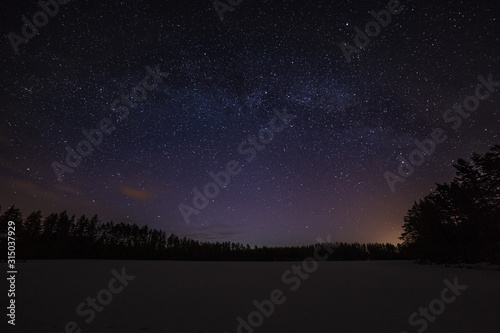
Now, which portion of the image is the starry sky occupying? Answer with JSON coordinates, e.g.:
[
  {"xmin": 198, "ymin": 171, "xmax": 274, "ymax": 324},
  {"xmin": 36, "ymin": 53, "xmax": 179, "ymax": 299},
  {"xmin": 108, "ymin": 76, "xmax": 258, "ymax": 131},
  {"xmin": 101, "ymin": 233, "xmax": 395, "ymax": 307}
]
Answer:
[{"xmin": 0, "ymin": 0, "xmax": 499, "ymax": 247}]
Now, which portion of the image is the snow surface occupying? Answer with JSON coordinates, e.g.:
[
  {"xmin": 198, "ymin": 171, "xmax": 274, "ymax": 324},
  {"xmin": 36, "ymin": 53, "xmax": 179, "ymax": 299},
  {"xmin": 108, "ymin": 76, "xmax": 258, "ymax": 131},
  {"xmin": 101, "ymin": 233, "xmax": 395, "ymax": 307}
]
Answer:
[{"xmin": 1, "ymin": 260, "xmax": 499, "ymax": 333}]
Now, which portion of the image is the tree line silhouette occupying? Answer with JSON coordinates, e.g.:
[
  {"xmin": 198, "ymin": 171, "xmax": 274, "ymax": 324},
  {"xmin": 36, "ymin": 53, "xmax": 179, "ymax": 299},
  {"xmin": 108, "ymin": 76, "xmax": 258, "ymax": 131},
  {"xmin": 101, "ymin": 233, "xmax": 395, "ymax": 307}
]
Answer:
[
  {"xmin": 0, "ymin": 206, "xmax": 404, "ymax": 261},
  {"xmin": 400, "ymin": 145, "xmax": 500, "ymax": 264},
  {"xmin": 1, "ymin": 145, "xmax": 498, "ymax": 263}
]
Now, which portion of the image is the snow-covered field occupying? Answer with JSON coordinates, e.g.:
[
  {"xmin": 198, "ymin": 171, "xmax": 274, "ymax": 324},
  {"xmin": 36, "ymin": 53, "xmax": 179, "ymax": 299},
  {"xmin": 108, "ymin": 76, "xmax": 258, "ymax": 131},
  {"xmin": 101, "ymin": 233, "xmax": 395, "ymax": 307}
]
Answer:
[{"xmin": 2, "ymin": 260, "xmax": 499, "ymax": 333}]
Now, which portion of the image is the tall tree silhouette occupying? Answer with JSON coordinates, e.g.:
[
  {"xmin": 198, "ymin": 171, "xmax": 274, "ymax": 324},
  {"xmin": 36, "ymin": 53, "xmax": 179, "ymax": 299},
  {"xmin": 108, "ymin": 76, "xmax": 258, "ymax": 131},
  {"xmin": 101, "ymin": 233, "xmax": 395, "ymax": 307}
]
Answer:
[
  {"xmin": 401, "ymin": 145, "xmax": 500, "ymax": 263},
  {"xmin": 0, "ymin": 205, "xmax": 23, "ymax": 235}
]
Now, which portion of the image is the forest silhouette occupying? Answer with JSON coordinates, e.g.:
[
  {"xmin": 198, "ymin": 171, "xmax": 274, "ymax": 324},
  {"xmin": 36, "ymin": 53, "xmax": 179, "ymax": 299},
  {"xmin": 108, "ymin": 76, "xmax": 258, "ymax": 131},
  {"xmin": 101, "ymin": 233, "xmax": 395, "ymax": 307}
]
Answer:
[{"xmin": 1, "ymin": 145, "xmax": 499, "ymax": 264}]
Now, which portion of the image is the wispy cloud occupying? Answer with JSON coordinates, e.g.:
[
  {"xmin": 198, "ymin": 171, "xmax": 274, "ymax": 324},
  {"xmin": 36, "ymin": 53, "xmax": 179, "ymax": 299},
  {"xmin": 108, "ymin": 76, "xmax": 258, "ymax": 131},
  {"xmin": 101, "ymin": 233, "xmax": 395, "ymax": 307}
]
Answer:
[
  {"xmin": 182, "ymin": 223, "xmax": 246, "ymax": 241},
  {"xmin": 120, "ymin": 186, "xmax": 152, "ymax": 202}
]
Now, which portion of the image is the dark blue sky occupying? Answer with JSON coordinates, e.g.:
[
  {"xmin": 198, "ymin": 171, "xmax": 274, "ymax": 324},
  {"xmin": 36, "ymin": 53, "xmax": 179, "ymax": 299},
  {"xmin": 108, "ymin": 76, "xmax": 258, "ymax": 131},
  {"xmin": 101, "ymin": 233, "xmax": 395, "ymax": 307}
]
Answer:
[{"xmin": 1, "ymin": 0, "xmax": 499, "ymax": 246}]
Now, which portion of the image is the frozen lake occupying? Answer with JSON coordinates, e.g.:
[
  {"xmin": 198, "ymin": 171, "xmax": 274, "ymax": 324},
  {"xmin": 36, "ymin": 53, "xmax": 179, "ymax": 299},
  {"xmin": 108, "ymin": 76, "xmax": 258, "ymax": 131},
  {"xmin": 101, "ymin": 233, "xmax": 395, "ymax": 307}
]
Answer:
[{"xmin": 2, "ymin": 260, "xmax": 499, "ymax": 333}]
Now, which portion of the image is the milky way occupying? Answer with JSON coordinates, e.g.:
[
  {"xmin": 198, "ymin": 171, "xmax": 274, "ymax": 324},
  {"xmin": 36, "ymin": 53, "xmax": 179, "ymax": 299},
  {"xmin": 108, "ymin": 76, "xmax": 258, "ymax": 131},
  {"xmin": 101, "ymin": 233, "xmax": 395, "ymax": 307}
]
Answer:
[{"xmin": 1, "ymin": 0, "xmax": 499, "ymax": 246}]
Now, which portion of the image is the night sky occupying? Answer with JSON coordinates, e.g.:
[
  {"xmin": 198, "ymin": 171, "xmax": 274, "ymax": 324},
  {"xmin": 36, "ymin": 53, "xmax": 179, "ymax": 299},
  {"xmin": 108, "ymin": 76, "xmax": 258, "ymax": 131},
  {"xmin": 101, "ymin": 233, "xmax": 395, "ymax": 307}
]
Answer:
[{"xmin": 1, "ymin": 0, "xmax": 499, "ymax": 247}]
